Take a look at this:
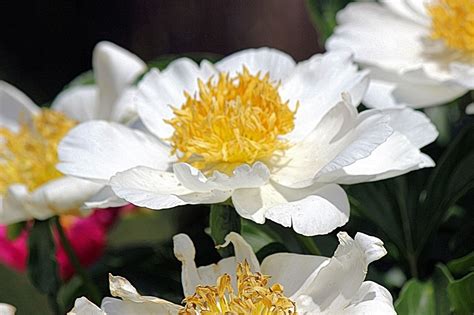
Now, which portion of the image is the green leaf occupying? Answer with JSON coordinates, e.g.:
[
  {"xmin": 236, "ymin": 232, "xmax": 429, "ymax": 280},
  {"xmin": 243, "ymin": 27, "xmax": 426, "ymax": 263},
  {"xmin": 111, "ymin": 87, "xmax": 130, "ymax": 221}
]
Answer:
[
  {"xmin": 395, "ymin": 279, "xmax": 435, "ymax": 315},
  {"xmin": 6, "ymin": 222, "xmax": 26, "ymax": 240},
  {"xmin": 447, "ymin": 252, "xmax": 474, "ymax": 278},
  {"xmin": 209, "ymin": 204, "xmax": 241, "ymax": 258},
  {"xmin": 448, "ymin": 272, "xmax": 474, "ymax": 315},
  {"xmin": 417, "ymin": 124, "xmax": 474, "ymax": 253},
  {"xmin": 305, "ymin": 0, "xmax": 351, "ymax": 43},
  {"xmin": 27, "ymin": 220, "xmax": 60, "ymax": 295},
  {"xmin": 432, "ymin": 264, "xmax": 452, "ymax": 315}
]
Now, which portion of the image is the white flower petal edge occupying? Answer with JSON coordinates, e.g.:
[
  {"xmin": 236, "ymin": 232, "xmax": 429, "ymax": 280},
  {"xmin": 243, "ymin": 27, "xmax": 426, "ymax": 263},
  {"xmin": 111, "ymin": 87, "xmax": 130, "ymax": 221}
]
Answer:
[
  {"xmin": 58, "ymin": 121, "xmax": 173, "ymax": 183},
  {"xmin": 67, "ymin": 276, "xmax": 181, "ymax": 315},
  {"xmin": 0, "ymin": 177, "xmax": 102, "ymax": 225},
  {"xmin": 51, "ymin": 85, "xmax": 99, "ymax": 122},
  {"xmin": 0, "ymin": 303, "xmax": 16, "ymax": 315},
  {"xmin": 0, "ymin": 81, "xmax": 39, "ymax": 132},
  {"xmin": 93, "ymin": 41, "xmax": 146, "ymax": 121},
  {"xmin": 173, "ymin": 232, "xmax": 260, "ymax": 296}
]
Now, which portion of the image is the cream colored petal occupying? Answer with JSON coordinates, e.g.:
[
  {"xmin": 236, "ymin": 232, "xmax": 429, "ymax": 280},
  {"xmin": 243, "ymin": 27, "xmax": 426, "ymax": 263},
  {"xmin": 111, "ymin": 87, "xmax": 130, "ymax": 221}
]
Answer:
[
  {"xmin": 93, "ymin": 41, "xmax": 146, "ymax": 120},
  {"xmin": 68, "ymin": 297, "xmax": 105, "ymax": 315},
  {"xmin": 51, "ymin": 85, "xmax": 99, "ymax": 122},
  {"xmin": 0, "ymin": 81, "xmax": 39, "ymax": 132},
  {"xmin": 342, "ymin": 281, "xmax": 396, "ymax": 314},
  {"xmin": 0, "ymin": 303, "xmax": 16, "ymax": 315}
]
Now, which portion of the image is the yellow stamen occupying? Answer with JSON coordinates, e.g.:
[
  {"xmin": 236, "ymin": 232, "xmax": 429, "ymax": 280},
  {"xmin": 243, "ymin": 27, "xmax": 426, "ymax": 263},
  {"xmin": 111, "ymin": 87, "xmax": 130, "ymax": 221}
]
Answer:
[
  {"xmin": 428, "ymin": 0, "xmax": 474, "ymax": 54},
  {"xmin": 180, "ymin": 261, "xmax": 297, "ymax": 315},
  {"xmin": 166, "ymin": 67, "xmax": 297, "ymax": 175},
  {"xmin": 0, "ymin": 109, "xmax": 76, "ymax": 195}
]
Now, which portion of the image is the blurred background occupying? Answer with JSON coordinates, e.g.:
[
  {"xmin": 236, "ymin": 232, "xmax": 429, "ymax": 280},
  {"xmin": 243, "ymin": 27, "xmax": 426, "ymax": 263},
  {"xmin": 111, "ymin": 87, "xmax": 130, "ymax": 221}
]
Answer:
[
  {"xmin": 0, "ymin": 0, "xmax": 321, "ymax": 105},
  {"xmin": 0, "ymin": 1, "xmax": 321, "ymax": 313}
]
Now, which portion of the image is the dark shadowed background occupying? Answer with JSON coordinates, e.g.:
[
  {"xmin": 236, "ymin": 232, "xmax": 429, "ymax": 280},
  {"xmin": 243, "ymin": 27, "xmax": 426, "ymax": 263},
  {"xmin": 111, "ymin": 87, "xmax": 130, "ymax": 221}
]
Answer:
[{"xmin": 0, "ymin": 0, "xmax": 321, "ymax": 105}]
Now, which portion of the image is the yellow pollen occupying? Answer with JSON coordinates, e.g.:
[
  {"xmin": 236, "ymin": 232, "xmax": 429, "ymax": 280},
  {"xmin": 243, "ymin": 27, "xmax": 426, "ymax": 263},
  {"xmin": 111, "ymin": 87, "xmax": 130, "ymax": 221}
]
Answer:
[
  {"xmin": 0, "ymin": 109, "xmax": 76, "ymax": 195},
  {"xmin": 180, "ymin": 261, "xmax": 297, "ymax": 315},
  {"xmin": 166, "ymin": 67, "xmax": 297, "ymax": 174},
  {"xmin": 428, "ymin": 0, "xmax": 474, "ymax": 54}
]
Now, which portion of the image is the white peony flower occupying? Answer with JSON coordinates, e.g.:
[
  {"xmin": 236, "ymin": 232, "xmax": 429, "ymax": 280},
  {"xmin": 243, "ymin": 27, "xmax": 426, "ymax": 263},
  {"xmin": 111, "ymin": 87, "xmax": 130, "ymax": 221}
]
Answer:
[
  {"xmin": 0, "ymin": 41, "xmax": 145, "ymax": 224},
  {"xmin": 68, "ymin": 231, "xmax": 396, "ymax": 314},
  {"xmin": 327, "ymin": 0, "xmax": 473, "ymax": 109},
  {"xmin": 58, "ymin": 48, "xmax": 437, "ymax": 236}
]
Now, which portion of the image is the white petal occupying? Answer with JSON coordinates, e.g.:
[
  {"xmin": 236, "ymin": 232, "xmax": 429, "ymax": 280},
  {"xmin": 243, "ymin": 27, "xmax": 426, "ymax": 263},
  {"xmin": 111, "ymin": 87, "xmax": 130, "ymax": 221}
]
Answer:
[
  {"xmin": 173, "ymin": 232, "xmax": 259, "ymax": 297},
  {"xmin": 68, "ymin": 297, "xmax": 104, "ymax": 315},
  {"xmin": 84, "ymin": 186, "xmax": 128, "ymax": 209},
  {"xmin": 232, "ymin": 183, "xmax": 350, "ymax": 236},
  {"xmin": 363, "ymin": 74, "xmax": 466, "ymax": 109},
  {"xmin": 381, "ymin": 0, "xmax": 429, "ymax": 24},
  {"xmin": 293, "ymin": 232, "xmax": 387, "ymax": 313},
  {"xmin": 281, "ymin": 50, "xmax": 370, "ymax": 141},
  {"xmin": 51, "ymin": 85, "xmax": 99, "ymax": 122},
  {"xmin": 105, "ymin": 274, "xmax": 181, "ymax": 313},
  {"xmin": 261, "ymin": 253, "xmax": 329, "ymax": 297},
  {"xmin": 271, "ymin": 100, "xmax": 392, "ymax": 188},
  {"xmin": 319, "ymin": 130, "xmax": 434, "ymax": 184},
  {"xmin": 109, "ymin": 87, "xmax": 139, "ymax": 123},
  {"xmin": 0, "ymin": 81, "xmax": 39, "ymax": 131},
  {"xmin": 58, "ymin": 121, "xmax": 172, "ymax": 183},
  {"xmin": 383, "ymin": 107, "xmax": 438, "ymax": 148},
  {"xmin": 93, "ymin": 41, "xmax": 146, "ymax": 120},
  {"xmin": 0, "ymin": 304, "xmax": 16, "ymax": 315},
  {"xmin": 327, "ymin": 2, "xmax": 427, "ymax": 72},
  {"xmin": 173, "ymin": 162, "xmax": 270, "ymax": 192},
  {"xmin": 466, "ymin": 103, "xmax": 474, "ymax": 115},
  {"xmin": 136, "ymin": 60, "xmax": 218, "ymax": 140},
  {"xmin": 450, "ymin": 62, "xmax": 474, "ymax": 89},
  {"xmin": 110, "ymin": 166, "xmax": 231, "ymax": 210},
  {"xmin": 0, "ymin": 177, "xmax": 102, "ymax": 224},
  {"xmin": 215, "ymin": 47, "xmax": 296, "ymax": 82},
  {"xmin": 343, "ymin": 281, "xmax": 396, "ymax": 314}
]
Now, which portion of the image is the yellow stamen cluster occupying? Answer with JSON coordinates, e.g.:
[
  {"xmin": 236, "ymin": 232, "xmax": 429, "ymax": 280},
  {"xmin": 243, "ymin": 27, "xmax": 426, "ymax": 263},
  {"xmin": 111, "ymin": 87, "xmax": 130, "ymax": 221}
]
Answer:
[
  {"xmin": 0, "ymin": 109, "xmax": 76, "ymax": 195},
  {"xmin": 166, "ymin": 67, "xmax": 297, "ymax": 174},
  {"xmin": 180, "ymin": 261, "xmax": 297, "ymax": 315},
  {"xmin": 428, "ymin": 0, "xmax": 474, "ymax": 54}
]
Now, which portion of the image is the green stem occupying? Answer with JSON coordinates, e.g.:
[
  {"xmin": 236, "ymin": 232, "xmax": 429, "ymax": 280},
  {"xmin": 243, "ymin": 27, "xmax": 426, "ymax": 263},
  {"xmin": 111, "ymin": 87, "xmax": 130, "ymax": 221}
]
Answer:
[
  {"xmin": 297, "ymin": 234, "xmax": 321, "ymax": 256},
  {"xmin": 52, "ymin": 217, "xmax": 101, "ymax": 304}
]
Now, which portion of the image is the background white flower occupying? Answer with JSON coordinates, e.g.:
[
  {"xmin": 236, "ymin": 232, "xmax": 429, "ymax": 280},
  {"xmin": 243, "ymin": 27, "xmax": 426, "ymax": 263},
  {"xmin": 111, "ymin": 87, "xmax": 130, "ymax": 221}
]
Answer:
[
  {"xmin": 326, "ymin": 0, "xmax": 473, "ymax": 109},
  {"xmin": 58, "ymin": 48, "xmax": 437, "ymax": 236},
  {"xmin": 68, "ymin": 231, "xmax": 396, "ymax": 314},
  {"xmin": 0, "ymin": 41, "xmax": 145, "ymax": 224}
]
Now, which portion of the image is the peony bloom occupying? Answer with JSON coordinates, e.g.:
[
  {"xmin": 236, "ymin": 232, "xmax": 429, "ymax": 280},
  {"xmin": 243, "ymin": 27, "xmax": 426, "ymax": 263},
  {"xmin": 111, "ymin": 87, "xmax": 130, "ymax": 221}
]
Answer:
[
  {"xmin": 58, "ymin": 48, "xmax": 438, "ymax": 236},
  {"xmin": 326, "ymin": 0, "xmax": 473, "ymax": 109},
  {"xmin": 68, "ymin": 231, "xmax": 396, "ymax": 314},
  {"xmin": 0, "ymin": 41, "xmax": 145, "ymax": 224},
  {"xmin": 0, "ymin": 208, "xmax": 120, "ymax": 280}
]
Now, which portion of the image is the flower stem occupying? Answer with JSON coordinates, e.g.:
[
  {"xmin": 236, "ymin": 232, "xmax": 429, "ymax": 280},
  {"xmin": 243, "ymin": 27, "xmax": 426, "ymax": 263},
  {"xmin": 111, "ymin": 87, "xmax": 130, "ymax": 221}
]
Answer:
[
  {"xmin": 52, "ymin": 216, "xmax": 101, "ymax": 304},
  {"xmin": 297, "ymin": 234, "xmax": 321, "ymax": 256}
]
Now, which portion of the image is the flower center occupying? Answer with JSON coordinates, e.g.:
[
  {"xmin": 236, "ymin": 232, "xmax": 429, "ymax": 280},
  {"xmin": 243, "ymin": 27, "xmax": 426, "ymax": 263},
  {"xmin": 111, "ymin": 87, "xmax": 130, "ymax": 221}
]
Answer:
[
  {"xmin": 166, "ymin": 67, "xmax": 297, "ymax": 175},
  {"xmin": 428, "ymin": 0, "xmax": 474, "ymax": 54},
  {"xmin": 0, "ymin": 109, "xmax": 76, "ymax": 195},
  {"xmin": 180, "ymin": 261, "xmax": 297, "ymax": 315}
]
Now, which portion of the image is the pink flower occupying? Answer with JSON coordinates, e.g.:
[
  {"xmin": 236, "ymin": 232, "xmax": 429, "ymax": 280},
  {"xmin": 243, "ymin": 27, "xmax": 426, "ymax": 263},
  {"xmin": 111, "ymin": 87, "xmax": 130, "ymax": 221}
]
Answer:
[{"xmin": 0, "ymin": 206, "xmax": 132, "ymax": 280}]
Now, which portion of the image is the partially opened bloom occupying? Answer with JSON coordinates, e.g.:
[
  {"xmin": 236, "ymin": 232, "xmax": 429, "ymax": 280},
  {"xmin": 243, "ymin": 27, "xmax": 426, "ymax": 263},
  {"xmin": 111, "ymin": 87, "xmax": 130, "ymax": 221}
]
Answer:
[
  {"xmin": 327, "ymin": 0, "xmax": 473, "ymax": 109},
  {"xmin": 58, "ymin": 48, "xmax": 437, "ymax": 235},
  {"xmin": 0, "ymin": 41, "xmax": 145, "ymax": 224},
  {"xmin": 0, "ymin": 208, "xmax": 120, "ymax": 280},
  {"xmin": 68, "ymin": 231, "xmax": 396, "ymax": 314}
]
